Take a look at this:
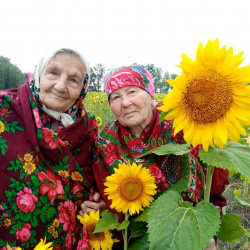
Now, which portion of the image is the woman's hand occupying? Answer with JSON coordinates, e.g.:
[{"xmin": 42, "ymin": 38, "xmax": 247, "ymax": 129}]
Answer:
[
  {"xmin": 204, "ymin": 239, "xmax": 216, "ymax": 250},
  {"xmin": 79, "ymin": 192, "xmax": 106, "ymax": 216}
]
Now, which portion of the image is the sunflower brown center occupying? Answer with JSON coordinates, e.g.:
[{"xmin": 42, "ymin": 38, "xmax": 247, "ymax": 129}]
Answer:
[
  {"xmin": 119, "ymin": 177, "xmax": 144, "ymax": 201},
  {"xmin": 182, "ymin": 68, "xmax": 233, "ymax": 124},
  {"xmin": 86, "ymin": 223, "xmax": 105, "ymax": 241}
]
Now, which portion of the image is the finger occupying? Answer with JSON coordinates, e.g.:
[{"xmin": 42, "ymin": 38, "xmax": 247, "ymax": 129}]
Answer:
[
  {"xmin": 80, "ymin": 202, "xmax": 87, "ymax": 210},
  {"xmin": 210, "ymin": 239, "xmax": 216, "ymax": 249},
  {"xmin": 83, "ymin": 199, "xmax": 106, "ymax": 213},
  {"xmin": 80, "ymin": 203, "xmax": 89, "ymax": 215},
  {"xmin": 99, "ymin": 199, "xmax": 106, "ymax": 211},
  {"xmin": 84, "ymin": 201, "xmax": 102, "ymax": 211},
  {"xmin": 204, "ymin": 239, "xmax": 216, "ymax": 250},
  {"xmin": 79, "ymin": 207, "xmax": 98, "ymax": 216},
  {"xmin": 93, "ymin": 192, "xmax": 101, "ymax": 202}
]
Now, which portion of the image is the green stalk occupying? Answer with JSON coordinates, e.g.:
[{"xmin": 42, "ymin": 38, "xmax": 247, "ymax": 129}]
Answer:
[
  {"xmin": 124, "ymin": 212, "xmax": 129, "ymax": 250},
  {"xmin": 204, "ymin": 165, "xmax": 214, "ymax": 203}
]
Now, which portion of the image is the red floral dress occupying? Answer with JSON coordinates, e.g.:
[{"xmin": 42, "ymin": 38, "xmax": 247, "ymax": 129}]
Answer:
[{"xmin": 0, "ymin": 78, "xmax": 98, "ymax": 249}]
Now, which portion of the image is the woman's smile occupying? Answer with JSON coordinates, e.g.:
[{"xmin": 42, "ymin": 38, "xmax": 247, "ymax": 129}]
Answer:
[{"xmin": 123, "ymin": 111, "xmax": 136, "ymax": 117}]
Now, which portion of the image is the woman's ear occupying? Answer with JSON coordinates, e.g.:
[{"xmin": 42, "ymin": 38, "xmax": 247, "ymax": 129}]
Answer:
[{"xmin": 152, "ymin": 100, "xmax": 157, "ymax": 109}]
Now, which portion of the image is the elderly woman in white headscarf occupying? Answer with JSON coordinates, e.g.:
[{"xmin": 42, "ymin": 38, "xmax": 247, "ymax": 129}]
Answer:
[{"xmin": 0, "ymin": 48, "xmax": 105, "ymax": 249}]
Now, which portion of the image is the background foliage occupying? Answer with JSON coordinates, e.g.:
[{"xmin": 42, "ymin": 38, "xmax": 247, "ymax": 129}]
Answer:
[
  {"xmin": 0, "ymin": 59, "xmax": 174, "ymax": 94},
  {"xmin": 0, "ymin": 56, "xmax": 26, "ymax": 90}
]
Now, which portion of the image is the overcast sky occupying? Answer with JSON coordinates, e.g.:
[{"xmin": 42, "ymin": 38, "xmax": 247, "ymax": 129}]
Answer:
[{"xmin": 1, "ymin": 0, "xmax": 250, "ymax": 75}]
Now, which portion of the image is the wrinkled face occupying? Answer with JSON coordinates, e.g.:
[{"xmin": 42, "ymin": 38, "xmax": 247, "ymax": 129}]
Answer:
[
  {"xmin": 110, "ymin": 86, "xmax": 153, "ymax": 130},
  {"xmin": 39, "ymin": 53, "xmax": 85, "ymax": 112}
]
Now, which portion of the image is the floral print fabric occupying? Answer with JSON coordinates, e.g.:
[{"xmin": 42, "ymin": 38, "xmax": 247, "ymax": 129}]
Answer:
[{"xmin": 0, "ymin": 78, "xmax": 98, "ymax": 249}]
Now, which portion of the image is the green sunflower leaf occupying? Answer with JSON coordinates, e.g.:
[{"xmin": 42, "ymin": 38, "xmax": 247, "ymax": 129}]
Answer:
[
  {"xmin": 217, "ymin": 213, "xmax": 246, "ymax": 241},
  {"xmin": 94, "ymin": 209, "xmax": 129, "ymax": 233},
  {"xmin": 128, "ymin": 233, "xmax": 150, "ymax": 250},
  {"xmin": 199, "ymin": 141, "xmax": 250, "ymax": 177},
  {"xmin": 135, "ymin": 207, "xmax": 150, "ymax": 222},
  {"xmin": 167, "ymin": 179, "xmax": 188, "ymax": 194},
  {"xmin": 137, "ymin": 144, "xmax": 190, "ymax": 158},
  {"xmin": 136, "ymin": 179, "xmax": 188, "ymax": 223},
  {"xmin": 129, "ymin": 220, "xmax": 147, "ymax": 238},
  {"xmin": 147, "ymin": 191, "xmax": 220, "ymax": 250}
]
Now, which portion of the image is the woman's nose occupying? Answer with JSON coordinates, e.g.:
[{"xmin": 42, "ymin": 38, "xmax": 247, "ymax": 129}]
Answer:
[
  {"xmin": 121, "ymin": 96, "xmax": 132, "ymax": 107},
  {"xmin": 54, "ymin": 77, "xmax": 67, "ymax": 92}
]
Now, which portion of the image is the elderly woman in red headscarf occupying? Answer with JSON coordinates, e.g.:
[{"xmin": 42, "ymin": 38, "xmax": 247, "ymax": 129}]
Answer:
[
  {"xmin": 90, "ymin": 65, "xmax": 229, "ymax": 249},
  {"xmin": 0, "ymin": 48, "xmax": 105, "ymax": 249}
]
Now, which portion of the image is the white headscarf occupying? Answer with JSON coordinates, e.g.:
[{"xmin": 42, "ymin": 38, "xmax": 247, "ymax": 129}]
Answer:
[{"xmin": 33, "ymin": 48, "xmax": 91, "ymax": 127}]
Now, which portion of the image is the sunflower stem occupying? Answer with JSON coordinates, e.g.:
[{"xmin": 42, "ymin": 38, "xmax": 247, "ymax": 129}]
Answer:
[
  {"xmin": 124, "ymin": 212, "xmax": 129, "ymax": 250},
  {"xmin": 204, "ymin": 165, "xmax": 214, "ymax": 203}
]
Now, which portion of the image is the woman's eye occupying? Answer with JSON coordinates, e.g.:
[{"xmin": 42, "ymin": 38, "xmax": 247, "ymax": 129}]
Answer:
[
  {"xmin": 112, "ymin": 96, "xmax": 119, "ymax": 100},
  {"xmin": 71, "ymin": 78, "xmax": 77, "ymax": 83},
  {"xmin": 51, "ymin": 71, "xmax": 57, "ymax": 75}
]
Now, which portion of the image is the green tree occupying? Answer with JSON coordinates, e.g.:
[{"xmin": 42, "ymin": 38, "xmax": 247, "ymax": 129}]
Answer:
[
  {"xmin": 131, "ymin": 63, "xmax": 163, "ymax": 93},
  {"xmin": 0, "ymin": 56, "xmax": 26, "ymax": 90},
  {"xmin": 160, "ymin": 71, "xmax": 172, "ymax": 93},
  {"xmin": 144, "ymin": 64, "xmax": 163, "ymax": 93},
  {"xmin": 170, "ymin": 73, "xmax": 178, "ymax": 79},
  {"xmin": 89, "ymin": 63, "xmax": 106, "ymax": 92}
]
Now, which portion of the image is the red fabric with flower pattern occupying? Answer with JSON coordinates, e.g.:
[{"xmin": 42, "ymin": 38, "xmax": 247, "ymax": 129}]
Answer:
[{"xmin": 0, "ymin": 80, "xmax": 97, "ymax": 248}]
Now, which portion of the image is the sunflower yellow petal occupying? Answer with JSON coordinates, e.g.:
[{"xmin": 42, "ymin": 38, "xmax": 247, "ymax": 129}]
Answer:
[
  {"xmin": 160, "ymin": 39, "xmax": 250, "ymax": 150},
  {"xmin": 173, "ymin": 113, "xmax": 190, "ymax": 134},
  {"xmin": 104, "ymin": 163, "xmax": 157, "ymax": 216},
  {"xmin": 212, "ymin": 122, "xmax": 225, "ymax": 149}
]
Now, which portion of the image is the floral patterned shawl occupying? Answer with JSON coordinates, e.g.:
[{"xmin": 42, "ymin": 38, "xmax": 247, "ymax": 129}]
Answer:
[
  {"xmin": 0, "ymin": 76, "xmax": 98, "ymax": 249},
  {"xmin": 92, "ymin": 104, "xmax": 229, "ymax": 219}
]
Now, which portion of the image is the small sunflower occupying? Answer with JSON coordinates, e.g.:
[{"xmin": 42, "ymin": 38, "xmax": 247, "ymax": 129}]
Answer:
[
  {"xmin": 33, "ymin": 238, "xmax": 53, "ymax": 250},
  {"xmin": 104, "ymin": 162, "xmax": 157, "ymax": 215},
  {"xmin": 77, "ymin": 210, "xmax": 118, "ymax": 250},
  {"xmin": 91, "ymin": 96, "xmax": 96, "ymax": 102},
  {"xmin": 159, "ymin": 39, "xmax": 250, "ymax": 151},
  {"xmin": 96, "ymin": 116, "xmax": 102, "ymax": 126}
]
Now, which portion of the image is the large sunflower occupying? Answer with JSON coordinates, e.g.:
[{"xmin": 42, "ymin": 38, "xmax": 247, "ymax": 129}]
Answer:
[
  {"xmin": 104, "ymin": 162, "xmax": 157, "ymax": 215},
  {"xmin": 77, "ymin": 210, "xmax": 117, "ymax": 250},
  {"xmin": 158, "ymin": 39, "xmax": 250, "ymax": 151}
]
